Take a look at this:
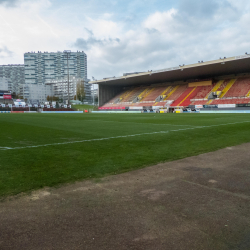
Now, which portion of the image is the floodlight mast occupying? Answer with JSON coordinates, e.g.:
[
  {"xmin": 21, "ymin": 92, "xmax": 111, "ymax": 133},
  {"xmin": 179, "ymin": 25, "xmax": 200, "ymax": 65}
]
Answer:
[{"xmin": 63, "ymin": 50, "xmax": 71, "ymax": 104}]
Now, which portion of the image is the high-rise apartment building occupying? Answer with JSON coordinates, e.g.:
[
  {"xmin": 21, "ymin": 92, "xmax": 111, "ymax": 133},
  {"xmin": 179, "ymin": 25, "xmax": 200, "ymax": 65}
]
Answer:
[
  {"xmin": 24, "ymin": 51, "xmax": 87, "ymax": 85},
  {"xmin": 0, "ymin": 64, "xmax": 25, "ymax": 93}
]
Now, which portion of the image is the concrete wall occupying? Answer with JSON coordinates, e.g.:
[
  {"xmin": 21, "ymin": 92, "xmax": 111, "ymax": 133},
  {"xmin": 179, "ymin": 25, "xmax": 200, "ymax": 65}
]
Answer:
[{"xmin": 99, "ymin": 85, "xmax": 123, "ymax": 106}]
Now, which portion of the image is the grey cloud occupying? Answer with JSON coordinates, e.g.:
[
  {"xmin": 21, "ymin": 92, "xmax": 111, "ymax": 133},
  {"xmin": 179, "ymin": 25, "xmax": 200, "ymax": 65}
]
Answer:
[
  {"xmin": 145, "ymin": 28, "xmax": 159, "ymax": 34},
  {"xmin": 0, "ymin": 0, "xmax": 19, "ymax": 7},
  {"xmin": 84, "ymin": 28, "xmax": 94, "ymax": 36},
  {"xmin": 168, "ymin": 0, "xmax": 241, "ymax": 35},
  {"xmin": 74, "ymin": 36, "xmax": 120, "ymax": 50},
  {"xmin": 85, "ymin": 32, "xmax": 178, "ymax": 78},
  {"xmin": 178, "ymin": 0, "xmax": 219, "ymax": 18},
  {"xmin": 74, "ymin": 1, "xmax": 250, "ymax": 80}
]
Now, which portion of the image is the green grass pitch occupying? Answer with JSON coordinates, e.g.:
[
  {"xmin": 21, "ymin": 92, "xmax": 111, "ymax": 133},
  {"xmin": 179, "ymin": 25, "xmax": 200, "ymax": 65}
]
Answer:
[{"xmin": 0, "ymin": 113, "xmax": 250, "ymax": 197}]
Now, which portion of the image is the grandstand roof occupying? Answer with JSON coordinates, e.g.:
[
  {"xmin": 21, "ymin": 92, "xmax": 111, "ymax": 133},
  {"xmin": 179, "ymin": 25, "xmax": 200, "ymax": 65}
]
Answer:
[{"xmin": 90, "ymin": 54, "xmax": 250, "ymax": 86}]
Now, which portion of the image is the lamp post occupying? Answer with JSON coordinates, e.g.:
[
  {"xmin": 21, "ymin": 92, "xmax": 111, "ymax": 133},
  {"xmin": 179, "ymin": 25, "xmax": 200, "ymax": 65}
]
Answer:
[{"xmin": 63, "ymin": 50, "xmax": 71, "ymax": 105}]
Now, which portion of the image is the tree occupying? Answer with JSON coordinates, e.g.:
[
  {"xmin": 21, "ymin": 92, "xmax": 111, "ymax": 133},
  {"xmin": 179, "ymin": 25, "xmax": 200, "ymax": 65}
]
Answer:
[
  {"xmin": 12, "ymin": 92, "xmax": 17, "ymax": 99},
  {"xmin": 94, "ymin": 95, "xmax": 98, "ymax": 103},
  {"xmin": 47, "ymin": 95, "xmax": 59, "ymax": 102},
  {"xmin": 76, "ymin": 80, "xmax": 85, "ymax": 102}
]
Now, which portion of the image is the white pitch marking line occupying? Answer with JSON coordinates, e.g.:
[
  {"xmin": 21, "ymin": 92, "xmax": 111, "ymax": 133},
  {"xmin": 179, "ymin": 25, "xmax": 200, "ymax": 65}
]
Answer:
[
  {"xmin": 0, "ymin": 131, "xmax": 170, "ymax": 151},
  {"xmin": 86, "ymin": 119, "xmax": 195, "ymax": 127},
  {"xmin": 0, "ymin": 120, "xmax": 249, "ymax": 151}
]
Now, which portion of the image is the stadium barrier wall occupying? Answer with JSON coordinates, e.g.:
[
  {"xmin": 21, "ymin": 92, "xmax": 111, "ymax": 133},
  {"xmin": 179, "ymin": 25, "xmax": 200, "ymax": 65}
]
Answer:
[
  {"xmin": 0, "ymin": 111, "xmax": 11, "ymax": 113},
  {"xmin": 41, "ymin": 111, "xmax": 84, "ymax": 113},
  {"xmin": 92, "ymin": 111, "xmax": 141, "ymax": 114},
  {"xmin": 200, "ymin": 110, "xmax": 250, "ymax": 113}
]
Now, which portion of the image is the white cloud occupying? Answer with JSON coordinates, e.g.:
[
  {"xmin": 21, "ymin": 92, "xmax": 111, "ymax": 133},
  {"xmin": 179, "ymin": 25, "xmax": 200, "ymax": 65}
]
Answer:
[
  {"xmin": 143, "ymin": 9, "xmax": 177, "ymax": 34},
  {"xmin": 0, "ymin": 0, "xmax": 250, "ymax": 80}
]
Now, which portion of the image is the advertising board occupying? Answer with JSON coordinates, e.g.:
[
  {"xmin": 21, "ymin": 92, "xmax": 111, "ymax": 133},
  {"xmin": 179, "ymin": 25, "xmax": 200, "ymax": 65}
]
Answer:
[
  {"xmin": 99, "ymin": 107, "xmax": 125, "ymax": 110},
  {"xmin": 3, "ymin": 95, "xmax": 12, "ymax": 99},
  {"xmin": 14, "ymin": 102, "xmax": 25, "ymax": 106},
  {"xmin": 195, "ymin": 105, "xmax": 203, "ymax": 109},
  {"xmin": 129, "ymin": 106, "xmax": 143, "ymax": 110},
  {"xmin": 218, "ymin": 104, "xmax": 236, "ymax": 108}
]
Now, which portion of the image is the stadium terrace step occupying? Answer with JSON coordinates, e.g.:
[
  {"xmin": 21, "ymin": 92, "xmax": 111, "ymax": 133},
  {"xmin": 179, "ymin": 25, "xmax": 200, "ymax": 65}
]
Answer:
[
  {"xmin": 138, "ymin": 88, "xmax": 150, "ymax": 99},
  {"xmin": 154, "ymin": 86, "xmax": 172, "ymax": 102},
  {"xmin": 219, "ymin": 79, "xmax": 236, "ymax": 98},
  {"xmin": 224, "ymin": 77, "xmax": 250, "ymax": 98},
  {"xmin": 205, "ymin": 80, "xmax": 224, "ymax": 99},
  {"xmin": 165, "ymin": 85, "xmax": 189, "ymax": 102},
  {"xmin": 163, "ymin": 86, "xmax": 178, "ymax": 100},
  {"xmin": 121, "ymin": 88, "xmax": 136, "ymax": 102},
  {"xmin": 179, "ymin": 86, "xmax": 202, "ymax": 106},
  {"xmin": 210, "ymin": 98, "xmax": 250, "ymax": 105},
  {"xmin": 139, "ymin": 88, "xmax": 155, "ymax": 102},
  {"xmin": 153, "ymin": 101, "xmax": 167, "ymax": 107},
  {"xmin": 190, "ymin": 100, "xmax": 209, "ymax": 105},
  {"xmin": 122, "ymin": 87, "xmax": 142, "ymax": 102},
  {"xmin": 142, "ymin": 86, "xmax": 167, "ymax": 102},
  {"xmin": 192, "ymin": 84, "xmax": 213, "ymax": 99},
  {"xmin": 247, "ymin": 90, "xmax": 250, "ymax": 97},
  {"xmin": 217, "ymin": 79, "xmax": 230, "ymax": 92},
  {"xmin": 161, "ymin": 86, "xmax": 171, "ymax": 96},
  {"xmin": 163, "ymin": 86, "xmax": 173, "ymax": 97},
  {"xmin": 170, "ymin": 86, "xmax": 197, "ymax": 107},
  {"xmin": 119, "ymin": 89, "xmax": 132, "ymax": 101}
]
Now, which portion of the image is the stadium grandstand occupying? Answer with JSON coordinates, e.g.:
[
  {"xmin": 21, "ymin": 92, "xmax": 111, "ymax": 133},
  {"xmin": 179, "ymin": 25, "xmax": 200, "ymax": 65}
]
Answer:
[{"xmin": 91, "ymin": 54, "xmax": 250, "ymax": 112}]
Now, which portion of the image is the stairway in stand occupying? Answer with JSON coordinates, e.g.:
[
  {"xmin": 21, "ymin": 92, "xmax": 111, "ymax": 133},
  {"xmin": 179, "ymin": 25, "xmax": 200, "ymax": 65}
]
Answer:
[{"xmin": 170, "ymin": 86, "xmax": 201, "ymax": 107}]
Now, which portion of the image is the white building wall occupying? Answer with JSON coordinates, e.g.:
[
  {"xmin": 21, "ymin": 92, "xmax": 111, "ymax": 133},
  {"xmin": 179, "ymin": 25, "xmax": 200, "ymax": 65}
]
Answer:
[
  {"xmin": 19, "ymin": 84, "xmax": 53, "ymax": 103},
  {"xmin": 0, "ymin": 78, "xmax": 9, "ymax": 91}
]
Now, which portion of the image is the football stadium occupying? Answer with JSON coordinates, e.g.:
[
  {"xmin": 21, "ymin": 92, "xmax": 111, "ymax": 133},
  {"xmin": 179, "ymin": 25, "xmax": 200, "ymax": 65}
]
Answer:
[
  {"xmin": 94, "ymin": 53, "xmax": 250, "ymax": 113},
  {"xmin": 1, "ymin": 54, "xmax": 250, "ymax": 249}
]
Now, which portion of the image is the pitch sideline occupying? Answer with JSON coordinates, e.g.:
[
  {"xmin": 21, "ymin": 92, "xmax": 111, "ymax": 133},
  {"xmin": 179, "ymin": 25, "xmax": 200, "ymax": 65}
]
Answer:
[{"xmin": 0, "ymin": 120, "xmax": 249, "ymax": 151}]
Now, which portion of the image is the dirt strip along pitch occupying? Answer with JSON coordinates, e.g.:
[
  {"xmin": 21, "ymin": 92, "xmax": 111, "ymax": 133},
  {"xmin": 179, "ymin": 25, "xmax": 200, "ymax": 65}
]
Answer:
[{"xmin": 1, "ymin": 143, "xmax": 250, "ymax": 250}]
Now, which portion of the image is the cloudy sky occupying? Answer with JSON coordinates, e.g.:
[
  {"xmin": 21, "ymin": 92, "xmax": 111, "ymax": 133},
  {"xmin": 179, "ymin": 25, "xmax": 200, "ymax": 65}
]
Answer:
[{"xmin": 0, "ymin": 0, "xmax": 250, "ymax": 80}]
